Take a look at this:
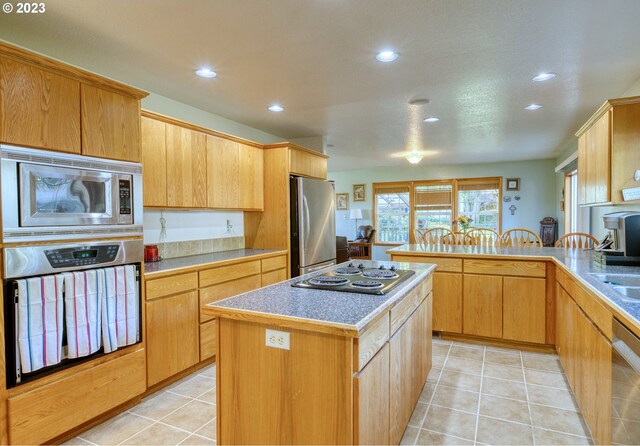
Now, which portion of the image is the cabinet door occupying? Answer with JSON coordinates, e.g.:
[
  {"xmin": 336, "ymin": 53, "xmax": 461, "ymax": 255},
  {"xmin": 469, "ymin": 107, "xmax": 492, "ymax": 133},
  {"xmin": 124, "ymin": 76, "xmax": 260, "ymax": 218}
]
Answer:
[
  {"xmin": 146, "ymin": 291, "xmax": 200, "ymax": 386},
  {"xmin": 141, "ymin": 116, "xmax": 167, "ymax": 206},
  {"xmin": 206, "ymin": 135, "xmax": 239, "ymax": 208},
  {"xmin": 503, "ymin": 277, "xmax": 546, "ymax": 344},
  {"xmin": 575, "ymin": 308, "xmax": 612, "ymax": 445},
  {"xmin": 354, "ymin": 343, "xmax": 389, "ymax": 445},
  {"xmin": 390, "ymin": 301, "xmax": 428, "ymax": 445},
  {"xmin": 432, "ymin": 272, "xmax": 462, "ymax": 333},
  {"xmin": 81, "ymin": 84, "xmax": 140, "ymax": 162},
  {"xmin": 463, "ymin": 274, "xmax": 502, "ymax": 338},
  {"xmin": 556, "ymin": 286, "xmax": 576, "ymax": 386},
  {"xmin": 592, "ymin": 110, "xmax": 611, "ymax": 204},
  {"xmin": 0, "ymin": 57, "xmax": 81, "ymax": 152},
  {"xmin": 577, "ymin": 133, "xmax": 588, "ymax": 205},
  {"xmin": 239, "ymin": 144, "xmax": 264, "ymax": 210},
  {"xmin": 166, "ymin": 124, "xmax": 207, "ymax": 208}
]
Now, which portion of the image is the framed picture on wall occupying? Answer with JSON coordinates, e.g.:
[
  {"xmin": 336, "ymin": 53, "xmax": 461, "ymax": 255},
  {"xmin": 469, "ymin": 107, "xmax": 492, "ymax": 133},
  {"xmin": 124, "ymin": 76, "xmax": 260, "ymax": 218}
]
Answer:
[
  {"xmin": 506, "ymin": 178, "xmax": 520, "ymax": 191},
  {"xmin": 336, "ymin": 193, "xmax": 349, "ymax": 210},
  {"xmin": 353, "ymin": 184, "xmax": 366, "ymax": 202}
]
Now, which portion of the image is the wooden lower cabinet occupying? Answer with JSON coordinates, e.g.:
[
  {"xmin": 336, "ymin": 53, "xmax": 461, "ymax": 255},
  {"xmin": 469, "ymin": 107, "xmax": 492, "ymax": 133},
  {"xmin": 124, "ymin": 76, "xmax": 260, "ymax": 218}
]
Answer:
[
  {"xmin": 200, "ymin": 319, "xmax": 217, "ymax": 360},
  {"xmin": 502, "ymin": 277, "xmax": 546, "ymax": 344},
  {"xmin": 146, "ymin": 291, "xmax": 200, "ymax": 386},
  {"xmin": 556, "ymin": 281, "xmax": 612, "ymax": 445},
  {"xmin": 432, "ymin": 272, "xmax": 462, "ymax": 333},
  {"xmin": 354, "ymin": 343, "xmax": 390, "ymax": 445},
  {"xmin": 389, "ymin": 297, "xmax": 432, "ymax": 445},
  {"xmin": 261, "ymin": 268, "xmax": 287, "ymax": 286},
  {"xmin": 7, "ymin": 349, "xmax": 146, "ymax": 445},
  {"xmin": 463, "ymin": 274, "xmax": 502, "ymax": 338}
]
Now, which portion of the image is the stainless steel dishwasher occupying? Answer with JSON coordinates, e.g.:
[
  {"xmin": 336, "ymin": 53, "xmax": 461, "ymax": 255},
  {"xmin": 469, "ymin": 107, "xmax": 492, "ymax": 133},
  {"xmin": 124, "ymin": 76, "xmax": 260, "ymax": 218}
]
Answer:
[{"xmin": 611, "ymin": 318, "xmax": 640, "ymax": 444}]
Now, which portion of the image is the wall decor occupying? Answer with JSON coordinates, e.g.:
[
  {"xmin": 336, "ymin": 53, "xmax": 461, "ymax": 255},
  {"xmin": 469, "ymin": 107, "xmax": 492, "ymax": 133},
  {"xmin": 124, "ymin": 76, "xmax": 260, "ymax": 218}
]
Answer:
[
  {"xmin": 503, "ymin": 196, "xmax": 512, "ymax": 203},
  {"xmin": 506, "ymin": 178, "xmax": 520, "ymax": 191},
  {"xmin": 509, "ymin": 204, "xmax": 517, "ymax": 215},
  {"xmin": 353, "ymin": 184, "xmax": 366, "ymax": 202},
  {"xmin": 514, "ymin": 195, "xmax": 521, "ymax": 201},
  {"xmin": 336, "ymin": 193, "xmax": 349, "ymax": 210}
]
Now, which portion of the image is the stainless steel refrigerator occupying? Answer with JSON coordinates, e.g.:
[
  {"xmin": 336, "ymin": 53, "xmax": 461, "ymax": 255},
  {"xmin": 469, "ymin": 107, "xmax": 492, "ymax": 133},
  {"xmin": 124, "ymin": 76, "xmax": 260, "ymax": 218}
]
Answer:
[{"xmin": 290, "ymin": 176, "xmax": 336, "ymax": 277}]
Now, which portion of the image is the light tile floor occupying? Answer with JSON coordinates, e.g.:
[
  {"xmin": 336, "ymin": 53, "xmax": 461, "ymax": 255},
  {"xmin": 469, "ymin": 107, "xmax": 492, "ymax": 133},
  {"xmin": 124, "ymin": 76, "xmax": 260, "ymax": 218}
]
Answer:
[
  {"xmin": 67, "ymin": 339, "xmax": 592, "ymax": 446},
  {"xmin": 66, "ymin": 364, "xmax": 217, "ymax": 445},
  {"xmin": 402, "ymin": 338, "xmax": 594, "ymax": 446}
]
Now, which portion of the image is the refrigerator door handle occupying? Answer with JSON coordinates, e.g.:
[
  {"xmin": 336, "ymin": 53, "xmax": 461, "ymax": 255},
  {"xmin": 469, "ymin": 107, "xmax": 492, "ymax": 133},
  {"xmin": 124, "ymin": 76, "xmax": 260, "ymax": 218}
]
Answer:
[{"xmin": 302, "ymin": 195, "xmax": 311, "ymax": 250}]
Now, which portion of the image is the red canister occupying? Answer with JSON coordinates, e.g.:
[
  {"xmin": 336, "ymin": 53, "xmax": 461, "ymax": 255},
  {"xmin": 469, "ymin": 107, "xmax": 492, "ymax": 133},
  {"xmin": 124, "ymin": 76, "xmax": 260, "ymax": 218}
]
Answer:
[{"xmin": 144, "ymin": 244, "xmax": 159, "ymax": 262}]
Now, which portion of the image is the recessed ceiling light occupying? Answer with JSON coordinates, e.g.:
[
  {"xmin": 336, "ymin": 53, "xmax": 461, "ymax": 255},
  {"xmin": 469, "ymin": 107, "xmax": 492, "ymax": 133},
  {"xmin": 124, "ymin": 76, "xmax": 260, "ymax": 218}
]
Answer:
[
  {"xmin": 195, "ymin": 67, "xmax": 217, "ymax": 78},
  {"xmin": 406, "ymin": 152, "xmax": 423, "ymax": 164},
  {"xmin": 268, "ymin": 104, "xmax": 284, "ymax": 112},
  {"xmin": 409, "ymin": 98, "xmax": 431, "ymax": 106},
  {"xmin": 532, "ymin": 72, "xmax": 557, "ymax": 82},
  {"xmin": 376, "ymin": 50, "xmax": 399, "ymax": 63},
  {"xmin": 423, "ymin": 117, "xmax": 440, "ymax": 123},
  {"xmin": 525, "ymin": 103, "xmax": 543, "ymax": 111}
]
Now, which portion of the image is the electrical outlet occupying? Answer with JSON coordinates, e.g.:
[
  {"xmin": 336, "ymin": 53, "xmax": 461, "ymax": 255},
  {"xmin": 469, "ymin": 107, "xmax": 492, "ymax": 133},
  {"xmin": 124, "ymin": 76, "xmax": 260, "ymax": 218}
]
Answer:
[
  {"xmin": 635, "ymin": 169, "xmax": 640, "ymax": 181},
  {"xmin": 226, "ymin": 219, "xmax": 233, "ymax": 232},
  {"xmin": 265, "ymin": 329, "xmax": 290, "ymax": 350}
]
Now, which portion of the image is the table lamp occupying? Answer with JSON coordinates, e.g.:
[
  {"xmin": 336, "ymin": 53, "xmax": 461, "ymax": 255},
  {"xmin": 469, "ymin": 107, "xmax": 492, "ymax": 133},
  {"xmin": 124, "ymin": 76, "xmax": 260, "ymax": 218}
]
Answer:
[{"xmin": 350, "ymin": 208, "xmax": 363, "ymax": 237}]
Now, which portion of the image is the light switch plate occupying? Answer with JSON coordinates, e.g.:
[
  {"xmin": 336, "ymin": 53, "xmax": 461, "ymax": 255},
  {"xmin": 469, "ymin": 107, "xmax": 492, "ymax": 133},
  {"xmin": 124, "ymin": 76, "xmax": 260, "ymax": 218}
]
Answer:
[{"xmin": 265, "ymin": 329, "xmax": 290, "ymax": 350}]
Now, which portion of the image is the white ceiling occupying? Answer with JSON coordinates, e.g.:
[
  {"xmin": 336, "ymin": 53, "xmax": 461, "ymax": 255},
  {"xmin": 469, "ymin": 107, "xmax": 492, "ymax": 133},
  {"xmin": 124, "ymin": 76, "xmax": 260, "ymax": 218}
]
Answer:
[{"xmin": 2, "ymin": 0, "xmax": 640, "ymax": 171}]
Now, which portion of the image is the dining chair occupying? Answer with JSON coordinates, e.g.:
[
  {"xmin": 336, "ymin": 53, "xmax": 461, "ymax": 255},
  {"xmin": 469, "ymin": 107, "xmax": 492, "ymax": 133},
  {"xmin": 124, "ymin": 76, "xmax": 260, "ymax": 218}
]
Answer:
[
  {"xmin": 443, "ymin": 231, "xmax": 474, "ymax": 246},
  {"xmin": 466, "ymin": 228, "xmax": 501, "ymax": 248},
  {"xmin": 417, "ymin": 227, "xmax": 452, "ymax": 245},
  {"xmin": 555, "ymin": 232, "xmax": 599, "ymax": 249},
  {"xmin": 500, "ymin": 228, "xmax": 543, "ymax": 248}
]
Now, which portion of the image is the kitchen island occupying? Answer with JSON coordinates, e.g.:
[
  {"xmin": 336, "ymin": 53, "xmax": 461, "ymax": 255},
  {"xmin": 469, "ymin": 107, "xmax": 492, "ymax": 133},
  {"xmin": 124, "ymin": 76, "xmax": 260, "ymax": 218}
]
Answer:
[{"xmin": 203, "ymin": 260, "xmax": 435, "ymax": 445}]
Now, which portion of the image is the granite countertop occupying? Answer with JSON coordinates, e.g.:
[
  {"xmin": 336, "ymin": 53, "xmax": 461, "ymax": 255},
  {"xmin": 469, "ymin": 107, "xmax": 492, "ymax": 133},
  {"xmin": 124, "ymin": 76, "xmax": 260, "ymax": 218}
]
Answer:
[
  {"xmin": 388, "ymin": 244, "xmax": 640, "ymax": 331},
  {"xmin": 144, "ymin": 248, "xmax": 287, "ymax": 277},
  {"xmin": 204, "ymin": 260, "xmax": 436, "ymax": 336}
]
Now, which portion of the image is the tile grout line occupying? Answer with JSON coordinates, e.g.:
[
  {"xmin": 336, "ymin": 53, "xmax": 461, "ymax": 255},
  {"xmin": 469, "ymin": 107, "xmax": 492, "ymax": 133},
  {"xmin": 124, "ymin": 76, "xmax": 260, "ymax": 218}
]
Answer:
[
  {"xmin": 472, "ymin": 346, "xmax": 486, "ymax": 445},
  {"xmin": 521, "ymin": 350, "xmax": 536, "ymax": 445}
]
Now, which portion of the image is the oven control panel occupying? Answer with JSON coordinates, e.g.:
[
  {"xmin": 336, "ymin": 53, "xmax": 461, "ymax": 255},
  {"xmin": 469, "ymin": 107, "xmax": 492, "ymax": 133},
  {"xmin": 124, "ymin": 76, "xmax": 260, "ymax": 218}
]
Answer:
[
  {"xmin": 44, "ymin": 245, "xmax": 120, "ymax": 268},
  {"xmin": 119, "ymin": 179, "xmax": 132, "ymax": 215}
]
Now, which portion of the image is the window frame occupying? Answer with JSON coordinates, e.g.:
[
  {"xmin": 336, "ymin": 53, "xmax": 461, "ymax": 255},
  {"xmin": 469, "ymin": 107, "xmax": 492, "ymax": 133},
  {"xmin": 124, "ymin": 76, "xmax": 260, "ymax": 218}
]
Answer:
[{"xmin": 373, "ymin": 177, "xmax": 502, "ymax": 245}]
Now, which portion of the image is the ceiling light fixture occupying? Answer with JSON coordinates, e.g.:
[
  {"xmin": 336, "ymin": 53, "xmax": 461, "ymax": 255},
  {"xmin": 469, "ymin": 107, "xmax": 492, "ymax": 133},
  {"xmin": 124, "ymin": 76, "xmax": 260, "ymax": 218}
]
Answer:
[
  {"xmin": 405, "ymin": 152, "xmax": 424, "ymax": 164},
  {"xmin": 408, "ymin": 98, "xmax": 431, "ymax": 106},
  {"xmin": 268, "ymin": 104, "xmax": 285, "ymax": 112},
  {"xmin": 532, "ymin": 72, "xmax": 557, "ymax": 82},
  {"xmin": 423, "ymin": 117, "xmax": 440, "ymax": 123},
  {"xmin": 195, "ymin": 67, "xmax": 217, "ymax": 78},
  {"xmin": 525, "ymin": 103, "xmax": 543, "ymax": 111},
  {"xmin": 376, "ymin": 50, "xmax": 399, "ymax": 63}
]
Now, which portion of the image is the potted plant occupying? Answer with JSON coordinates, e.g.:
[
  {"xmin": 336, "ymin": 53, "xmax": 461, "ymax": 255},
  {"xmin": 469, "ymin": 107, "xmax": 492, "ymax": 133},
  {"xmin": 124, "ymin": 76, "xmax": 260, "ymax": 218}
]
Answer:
[{"xmin": 454, "ymin": 215, "xmax": 473, "ymax": 232}]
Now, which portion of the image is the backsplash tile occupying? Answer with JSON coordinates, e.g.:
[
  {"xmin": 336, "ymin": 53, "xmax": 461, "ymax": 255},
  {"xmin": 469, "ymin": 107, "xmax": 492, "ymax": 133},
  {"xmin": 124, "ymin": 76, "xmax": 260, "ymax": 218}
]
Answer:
[{"xmin": 156, "ymin": 236, "xmax": 245, "ymax": 260}]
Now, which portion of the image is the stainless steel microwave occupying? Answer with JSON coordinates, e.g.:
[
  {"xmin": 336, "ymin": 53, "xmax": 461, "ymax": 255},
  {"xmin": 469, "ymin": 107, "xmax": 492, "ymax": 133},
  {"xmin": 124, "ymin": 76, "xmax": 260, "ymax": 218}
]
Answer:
[{"xmin": 1, "ymin": 145, "xmax": 143, "ymax": 243}]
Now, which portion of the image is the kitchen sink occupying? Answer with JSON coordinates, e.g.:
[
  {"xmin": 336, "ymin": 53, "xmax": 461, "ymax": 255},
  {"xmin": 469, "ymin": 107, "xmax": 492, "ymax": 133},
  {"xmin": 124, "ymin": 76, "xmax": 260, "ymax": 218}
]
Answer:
[
  {"xmin": 612, "ymin": 286, "xmax": 640, "ymax": 300},
  {"xmin": 590, "ymin": 273, "xmax": 640, "ymax": 288}
]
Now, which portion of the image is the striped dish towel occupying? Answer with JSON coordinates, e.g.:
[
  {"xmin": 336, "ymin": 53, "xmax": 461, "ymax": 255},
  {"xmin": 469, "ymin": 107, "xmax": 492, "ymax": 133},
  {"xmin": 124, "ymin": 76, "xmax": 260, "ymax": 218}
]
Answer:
[
  {"xmin": 63, "ymin": 270, "xmax": 103, "ymax": 358},
  {"xmin": 111, "ymin": 265, "xmax": 139, "ymax": 348},
  {"xmin": 99, "ymin": 268, "xmax": 118, "ymax": 353},
  {"xmin": 17, "ymin": 275, "xmax": 65, "ymax": 373}
]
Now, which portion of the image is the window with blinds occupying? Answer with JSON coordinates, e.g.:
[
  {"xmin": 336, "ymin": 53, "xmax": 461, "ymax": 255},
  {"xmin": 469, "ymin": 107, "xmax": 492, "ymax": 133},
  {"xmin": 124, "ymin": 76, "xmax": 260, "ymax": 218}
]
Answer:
[
  {"xmin": 414, "ymin": 182, "xmax": 454, "ymax": 231},
  {"xmin": 374, "ymin": 184, "xmax": 411, "ymax": 243},
  {"xmin": 457, "ymin": 178, "xmax": 501, "ymax": 231}
]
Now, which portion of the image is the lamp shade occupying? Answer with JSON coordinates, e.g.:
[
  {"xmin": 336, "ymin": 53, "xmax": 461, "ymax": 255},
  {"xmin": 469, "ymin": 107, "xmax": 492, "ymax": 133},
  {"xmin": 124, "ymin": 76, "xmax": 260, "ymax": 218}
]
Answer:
[{"xmin": 349, "ymin": 209, "xmax": 363, "ymax": 220}]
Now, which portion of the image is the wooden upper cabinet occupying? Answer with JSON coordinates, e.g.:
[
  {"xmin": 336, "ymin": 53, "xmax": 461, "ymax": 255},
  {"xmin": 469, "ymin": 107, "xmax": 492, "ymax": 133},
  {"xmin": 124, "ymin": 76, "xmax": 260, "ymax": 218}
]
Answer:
[
  {"xmin": 141, "ymin": 116, "xmax": 167, "ymax": 206},
  {"xmin": 207, "ymin": 135, "xmax": 240, "ymax": 208},
  {"xmin": 239, "ymin": 144, "xmax": 264, "ymax": 210},
  {"xmin": 166, "ymin": 124, "xmax": 207, "ymax": 208},
  {"xmin": 289, "ymin": 146, "xmax": 327, "ymax": 179},
  {"xmin": 0, "ymin": 57, "xmax": 81, "ymax": 152},
  {"xmin": 577, "ymin": 97, "xmax": 640, "ymax": 206},
  {"xmin": 81, "ymin": 84, "xmax": 141, "ymax": 162}
]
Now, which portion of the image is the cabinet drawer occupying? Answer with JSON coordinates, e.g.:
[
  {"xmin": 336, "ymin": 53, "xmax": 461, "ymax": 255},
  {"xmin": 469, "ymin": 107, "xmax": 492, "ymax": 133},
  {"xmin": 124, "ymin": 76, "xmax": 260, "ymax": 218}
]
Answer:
[
  {"xmin": 200, "ymin": 320, "xmax": 217, "ymax": 360},
  {"xmin": 8, "ymin": 349, "xmax": 146, "ymax": 445},
  {"xmin": 146, "ymin": 272, "xmax": 198, "ymax": 300},
  {"xmin": 390, "ymin": 287, "xmax": 423, "ymax": 335},
  {"xmin": 261, "ymin": 255, "xmax": 287, "ymax": 273},
  {"xmin": 199, "ymin": 260, "xmax": 261, "ymax": 288},
  {"xmin": 390, "ymin": 255, "xmax": 462, "ymax": 273},
  {"xmin": 262, "ymin": 268, "xmax": 287, "ymax": 287},
  {"xmin": 572, "ymin": 281, "xmax": 612, "ymax": 340},
  {"xmin": 200, "ymin": 274, "xmax": 262, "ymax": 322},
  {"xmin": 464, "ymin": 259, "xmax": 546, "ymax": 278},
  {"xmin": 354, "ymin": 313, "xmax": 389, "ymax": 372}
]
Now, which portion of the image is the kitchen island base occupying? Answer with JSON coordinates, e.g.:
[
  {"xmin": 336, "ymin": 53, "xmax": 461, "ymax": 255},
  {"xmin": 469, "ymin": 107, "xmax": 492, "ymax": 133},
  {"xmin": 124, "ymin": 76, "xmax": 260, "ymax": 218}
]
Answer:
[{"xmin": 208, "ymin": 263, "xmax": 434, "ymax": 445}]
